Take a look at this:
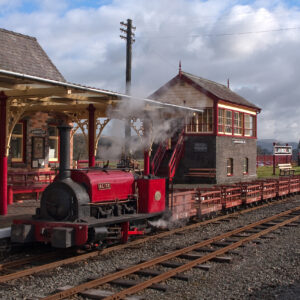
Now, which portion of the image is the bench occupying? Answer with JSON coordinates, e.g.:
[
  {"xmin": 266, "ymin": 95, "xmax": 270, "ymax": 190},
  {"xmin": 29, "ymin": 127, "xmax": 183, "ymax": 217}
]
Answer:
[
  {"xmin": 7, "ymin": 171, "xmax": 56, "ymax": 203},
  {"xmin": 278, "ymin": 163, "xmax": 295, "ymax": 176},
  {"xmin": 185, "ymin": 168, "xmax": 216, "ymax": 178}
]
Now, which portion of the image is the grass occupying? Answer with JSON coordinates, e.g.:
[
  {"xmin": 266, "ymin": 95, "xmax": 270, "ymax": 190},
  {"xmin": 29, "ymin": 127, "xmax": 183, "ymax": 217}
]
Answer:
[{"xmin": 257, "ymin": 165, "xmax": 300, "ymax": 179}]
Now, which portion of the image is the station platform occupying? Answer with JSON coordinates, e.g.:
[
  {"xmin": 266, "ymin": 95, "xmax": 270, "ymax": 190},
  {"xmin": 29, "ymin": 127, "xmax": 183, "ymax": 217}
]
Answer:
[{"xmin": 0, "ymin": 200, "xmax": 39, "ymax": 233}]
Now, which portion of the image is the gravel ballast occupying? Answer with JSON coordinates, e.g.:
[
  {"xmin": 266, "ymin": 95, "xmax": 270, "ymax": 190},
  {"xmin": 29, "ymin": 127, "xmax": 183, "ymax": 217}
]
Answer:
[{"xmin": 0, "ymin": 197, "xmax": 300, "ymax": 299}]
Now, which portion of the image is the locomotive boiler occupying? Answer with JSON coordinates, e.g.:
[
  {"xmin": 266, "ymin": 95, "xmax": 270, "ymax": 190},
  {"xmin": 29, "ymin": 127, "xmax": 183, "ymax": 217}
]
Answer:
[{"xmin": 11, "ymin": 125, "xmax": 166, "ymax": 248}]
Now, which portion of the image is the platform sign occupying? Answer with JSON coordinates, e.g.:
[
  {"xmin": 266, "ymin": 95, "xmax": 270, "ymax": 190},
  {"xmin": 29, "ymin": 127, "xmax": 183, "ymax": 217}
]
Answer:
[{"xmin": 273, "ymin": 145, "xmax": 292, "ymax": 155}]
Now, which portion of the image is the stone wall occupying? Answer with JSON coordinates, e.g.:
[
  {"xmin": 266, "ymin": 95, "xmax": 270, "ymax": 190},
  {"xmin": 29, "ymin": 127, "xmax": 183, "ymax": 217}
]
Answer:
[
  {"xmin": 216, "ymin": 136, "xmax": 257, "ymax": 184},
  {"xmin": 174, "ymin": 135, "xmax": 257, "ymax": 184}
]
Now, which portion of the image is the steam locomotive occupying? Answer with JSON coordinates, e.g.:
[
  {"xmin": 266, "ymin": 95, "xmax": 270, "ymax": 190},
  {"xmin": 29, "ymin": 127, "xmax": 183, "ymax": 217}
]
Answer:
[{"xmin": 11, "ymin": 125, "xmax": 167, "ymax": 248}]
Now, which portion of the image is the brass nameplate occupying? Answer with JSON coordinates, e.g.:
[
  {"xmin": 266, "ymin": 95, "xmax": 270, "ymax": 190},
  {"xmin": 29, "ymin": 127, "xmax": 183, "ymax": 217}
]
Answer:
[{"xmin": 98, "ymin": 183, "xmax": 111, "ymax": 190}]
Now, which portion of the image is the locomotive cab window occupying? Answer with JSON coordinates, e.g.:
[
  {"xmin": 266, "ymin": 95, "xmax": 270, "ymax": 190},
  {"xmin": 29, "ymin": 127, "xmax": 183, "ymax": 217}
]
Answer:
[
  {"xmin": 48, "ymin": 125, "xmax": 59, "ymax": 161},
  {"xmin": 11, "ymin": 122, "xmax": 25, "ymax": 162}
]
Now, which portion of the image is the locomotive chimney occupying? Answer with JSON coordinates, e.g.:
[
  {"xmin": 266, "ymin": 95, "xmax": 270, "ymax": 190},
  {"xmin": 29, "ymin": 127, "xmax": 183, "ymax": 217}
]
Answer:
[{"xmin": 58, "ymin": 124, "xmax": 72, "ymax": 180}]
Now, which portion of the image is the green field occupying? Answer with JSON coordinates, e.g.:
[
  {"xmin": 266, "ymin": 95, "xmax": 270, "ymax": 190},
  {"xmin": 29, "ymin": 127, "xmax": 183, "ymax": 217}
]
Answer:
[{"xmin": 257, "ymin": 165, "xmax": 300, "ymax": 179}]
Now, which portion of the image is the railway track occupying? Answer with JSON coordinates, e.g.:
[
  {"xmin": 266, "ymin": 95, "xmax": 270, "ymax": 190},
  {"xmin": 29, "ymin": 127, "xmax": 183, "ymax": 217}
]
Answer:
[
  {"xmin": 0, "ymin": 197, "xmax": 295, "ymax": 285},
  {"xmin": 42, "ymin": 205, "xmax": 300, "ymax": 300}
]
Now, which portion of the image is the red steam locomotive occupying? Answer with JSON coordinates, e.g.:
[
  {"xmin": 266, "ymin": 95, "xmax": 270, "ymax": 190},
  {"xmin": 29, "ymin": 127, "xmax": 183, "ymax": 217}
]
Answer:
[
  {"xmin": 11, "ymin": 125, "xmax": 167, "ymax": 248},
  {"xmin": 11, "ymin": 125, "xmax": 300, "ymax": 248}
]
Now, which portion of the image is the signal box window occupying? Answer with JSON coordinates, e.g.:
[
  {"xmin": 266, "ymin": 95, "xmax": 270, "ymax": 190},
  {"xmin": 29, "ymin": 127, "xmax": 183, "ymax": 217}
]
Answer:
[
  {"xmin": 225, "ymin": 110, "xmax": 232, "ymax": 134},
  {"xmin": 218, "ymin": 109, "xmax": 225, "ymax": 133},
  {"xmin": 11, "ymin": 122, "xmax": 25, "ymax": 162},
  {"xmin": 226, "ymin": 158, "xmax": 233, "ymax": 176},
  {"xmin": 243, "ymin": 157, "xmax": 249, "ymax": 174},
  {"xmin": 48, "ymin": 125, "xmax": 59, "ymax": 161},
  {"xmin": 218, "ymin": 109, "xmax": 233, "ymax": 134},
  {"xmin": 218, "ymin": 108, "xmax": 256, "ymax": 138},
  {"xmin": 244, "ymin": 114, "xmax": 255, "ymax": 137},
  {"xmin": 186, "ymin": 108, "xmax": 213, "ymax": 133},
  {"xmin": 234, "ymin": 112, "xmax": 243, "ymax": 135}
]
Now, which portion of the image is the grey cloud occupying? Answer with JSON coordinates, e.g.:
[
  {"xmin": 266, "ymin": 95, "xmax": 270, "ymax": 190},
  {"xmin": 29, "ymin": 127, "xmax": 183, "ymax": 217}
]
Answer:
[{"xmin": 0, "ymin": 0, "xmax": 300, "ymax": 141}]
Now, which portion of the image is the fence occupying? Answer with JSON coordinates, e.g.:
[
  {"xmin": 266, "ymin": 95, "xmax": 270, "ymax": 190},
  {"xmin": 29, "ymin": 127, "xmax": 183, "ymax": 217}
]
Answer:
[{"xmin": 257, "ymin": 155, "xmax": 293, "ymax": 167}]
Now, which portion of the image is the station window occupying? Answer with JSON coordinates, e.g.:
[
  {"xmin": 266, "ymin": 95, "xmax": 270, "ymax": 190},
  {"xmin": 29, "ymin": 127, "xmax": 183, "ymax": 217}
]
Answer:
[
  {"xmin": 243, "ymin": 157, "xmax": 249, "ymax": 174},
  {"xmin": 226, "ymin": 158, "xmax": 233, "ymax": 176},
  {"xmin": 11, "ymin": 122, "xmax": 25, "ymax": 162},
  {"xmin": 48, "ymin": 125, "xmax": 59, "ymax": 161},
  {"xmin": 186, "ymin": 108, "xmax": 213, "ymax": 133}
]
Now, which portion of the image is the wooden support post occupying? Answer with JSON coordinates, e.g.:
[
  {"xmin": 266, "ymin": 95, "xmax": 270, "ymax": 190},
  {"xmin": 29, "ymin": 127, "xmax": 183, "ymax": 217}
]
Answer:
[
  {"xmin": 88, "ymin": 104, "xmax": 96, "ymax": 167},
  {"xmin": 0, "ymin": 92, "xmax": 8, "ymax": 215}
]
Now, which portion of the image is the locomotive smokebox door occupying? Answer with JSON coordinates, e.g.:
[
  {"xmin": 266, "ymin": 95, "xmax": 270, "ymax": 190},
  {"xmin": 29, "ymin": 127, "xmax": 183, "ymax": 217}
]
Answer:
[{"xmin": 137, "ymin": 178, "xmax": 166, "ymax": 213}]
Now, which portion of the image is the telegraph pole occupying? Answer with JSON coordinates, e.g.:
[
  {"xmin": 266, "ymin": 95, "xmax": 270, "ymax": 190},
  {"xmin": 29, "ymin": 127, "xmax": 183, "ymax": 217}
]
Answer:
[{"xmin": 120, "ymin": 19, "xmax": 135, "ymax": 158}]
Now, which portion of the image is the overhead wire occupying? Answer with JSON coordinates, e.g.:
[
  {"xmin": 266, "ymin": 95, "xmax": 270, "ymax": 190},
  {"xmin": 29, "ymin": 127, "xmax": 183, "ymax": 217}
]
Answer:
[{"xmin": 137, "ymin": 26, "xmax": 300, "ymax": 40}]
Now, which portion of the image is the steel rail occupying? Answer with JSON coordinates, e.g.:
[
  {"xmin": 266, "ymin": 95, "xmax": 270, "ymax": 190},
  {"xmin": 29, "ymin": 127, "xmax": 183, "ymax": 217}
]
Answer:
[
  {"xmin": 106, "ymin": 213, "xmax": 300, "ymax": 300},
  {"xmin": 0, "ymin": 249, "xmax": 75, "ymax": 271},
  {"xmin": 0, "ymin": 198, "xmax": 293, "ymax": 284},
  {"xmin": 0, "ymin": 251, "xmax": 100, "ymax": 283},
  {"xmin": 102, "ymin": 198, "xmax": 292, "ymax": 251},
  {"xmin": 42, "ymin": 205, "xmax": 300, "ymax": 300}
]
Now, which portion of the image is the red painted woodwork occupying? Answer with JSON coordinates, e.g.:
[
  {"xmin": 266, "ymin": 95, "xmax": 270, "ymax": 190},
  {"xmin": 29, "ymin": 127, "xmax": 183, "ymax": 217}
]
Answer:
[
  {"xmin": 0, "ymin": 92, "xmax": 7, "ymax": 215},
  {"xmin": 13, "ymin": 219, "xmax": 88, "ymax": 246},
  {"xmin": 7, "ymin": 171, "xmax": 55, "ymax": 201},
  {"xmin": 144, "ymin": 150, "xmax": 150, "ymax": 176},
  {"xmin": 88, "ymin": 104, "xmax": 96, "ymax": 167},
  {"xmin": 121, "ymin": 221, "xmax": 129, "ymax": 243},
  {"xmin": 137, "ymin": 178, "xmax": 165, "ymax": 213},
  {"xmin": 71, "ymin": 169, "xmax": 135, "ymax": 203},
  {"xmin": 168, "ymin": 130, "xmax": 184, "ymax": 181},
  {"xmin": 213, "ymin": 99, "xmax": 218, "ymax": 135},
  {"xmin": 151, "ymin": 140, "xmax": 167, "ymax": 175}
]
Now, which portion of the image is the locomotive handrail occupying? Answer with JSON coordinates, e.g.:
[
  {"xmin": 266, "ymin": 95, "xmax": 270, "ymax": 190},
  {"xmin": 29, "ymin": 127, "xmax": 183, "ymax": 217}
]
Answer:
[
  {"xmin": 151, "ymin": 140, "xmax": 168, "ymax": 175},
  {"xmin": 168, "ymin": 129, "xmax": 185, "ymax": 181},
  {"xmin": 74, "ymin": 160, "xmax": 104, "ymax": 169}
]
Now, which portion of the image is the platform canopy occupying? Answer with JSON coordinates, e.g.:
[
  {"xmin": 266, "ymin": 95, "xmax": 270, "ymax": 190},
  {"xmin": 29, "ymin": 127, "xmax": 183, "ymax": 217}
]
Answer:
[{"xmin": 0, "ymin": 69, "xmax": 201, "ymax": 118}]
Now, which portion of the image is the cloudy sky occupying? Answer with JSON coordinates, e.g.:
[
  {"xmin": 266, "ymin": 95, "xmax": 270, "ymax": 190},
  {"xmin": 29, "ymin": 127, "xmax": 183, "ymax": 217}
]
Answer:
[{"xmin": 0, "ymin": 0, "xmax": 300, "ymax": 141}]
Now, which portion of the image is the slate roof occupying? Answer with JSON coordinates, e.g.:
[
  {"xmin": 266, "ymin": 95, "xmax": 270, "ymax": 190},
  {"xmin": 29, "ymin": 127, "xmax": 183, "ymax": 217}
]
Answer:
[
  {"xmin": 150, "ymin": 70, "xmax": 260, "ymax": 111},
  {"xmin": 182, "ymin": 71, "xmax": 260, "ymax": 110},
  {"xmin": 0, "ymin": 28, "xmax": 65, "ymax": 82}
]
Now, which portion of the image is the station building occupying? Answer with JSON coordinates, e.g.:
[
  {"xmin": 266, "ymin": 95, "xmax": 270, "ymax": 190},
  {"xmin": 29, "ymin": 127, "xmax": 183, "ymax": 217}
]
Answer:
[
  {"xmin": 149, "ymin": 69, "xmax": 261, "ymax": 184},
  {"xmin": 0, "ymin": 28, "xmax": 69, "ymax": 172}
]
